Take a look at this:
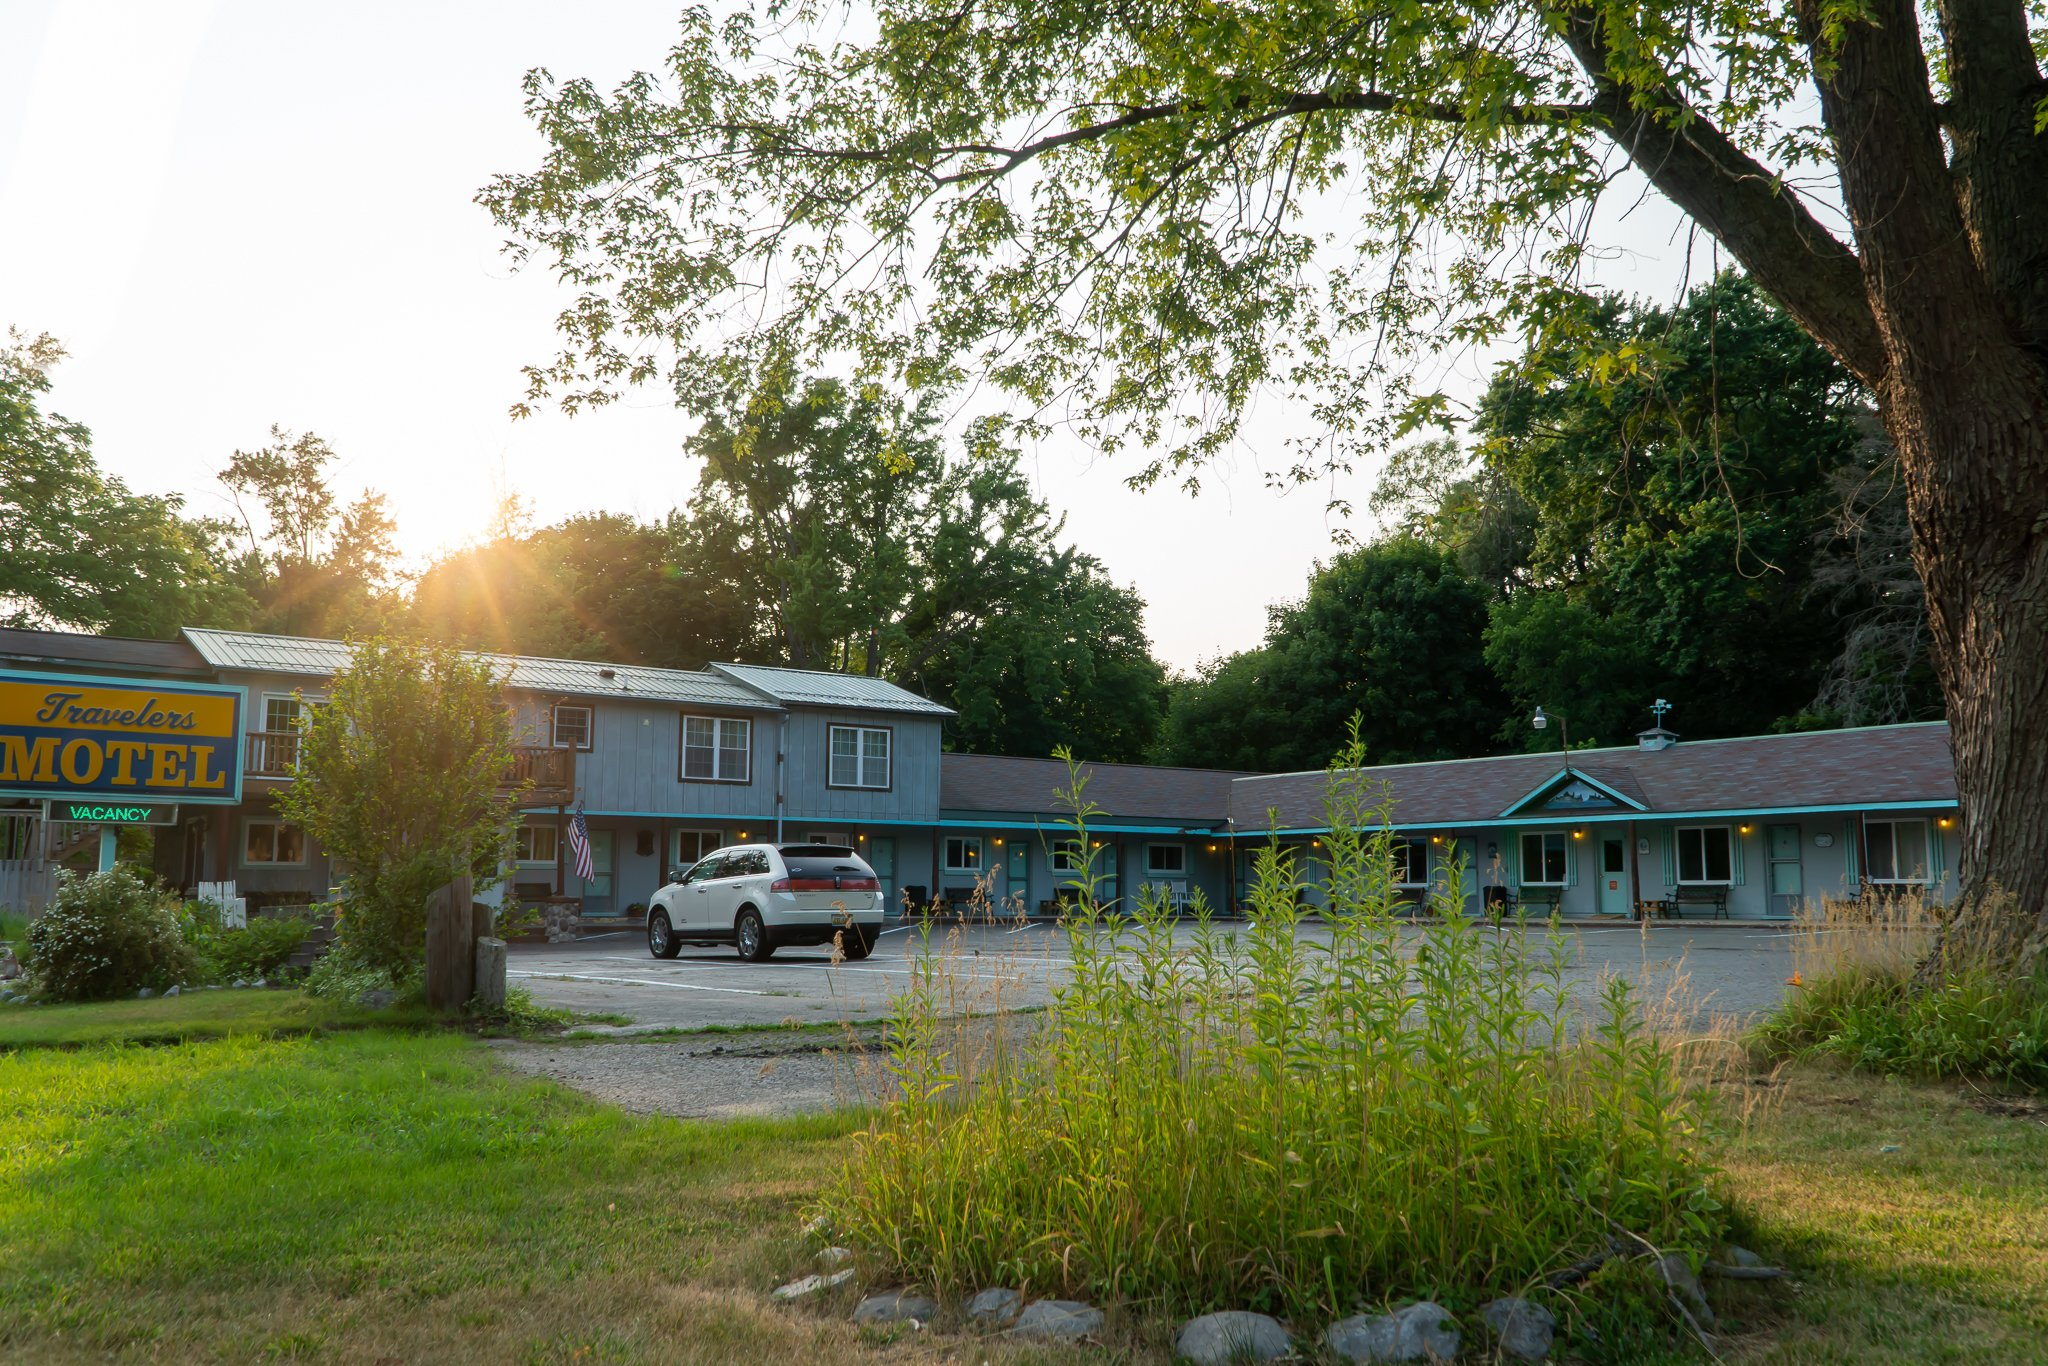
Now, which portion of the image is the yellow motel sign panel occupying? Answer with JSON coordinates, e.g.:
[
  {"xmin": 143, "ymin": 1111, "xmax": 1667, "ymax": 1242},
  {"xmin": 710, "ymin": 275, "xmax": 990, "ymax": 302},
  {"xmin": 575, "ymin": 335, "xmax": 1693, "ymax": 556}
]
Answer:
[{"xmin": 0, "ymin": 671, "xmax": 245, "ymax": 806}]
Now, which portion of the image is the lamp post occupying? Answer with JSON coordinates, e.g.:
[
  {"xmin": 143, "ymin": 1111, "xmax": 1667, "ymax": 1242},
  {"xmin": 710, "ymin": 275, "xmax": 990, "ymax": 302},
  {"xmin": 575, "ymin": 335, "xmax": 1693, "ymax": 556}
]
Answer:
[{"xmin": 1532, "ymin": 705, "xmax": 1572, "ymax": 768}]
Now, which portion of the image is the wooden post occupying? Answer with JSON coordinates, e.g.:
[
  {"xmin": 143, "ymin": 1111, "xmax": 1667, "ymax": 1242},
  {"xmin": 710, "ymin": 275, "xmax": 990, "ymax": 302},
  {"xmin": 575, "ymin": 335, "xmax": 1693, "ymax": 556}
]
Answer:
[
  {"xmin": 473, "ymin": 937, "xmax": 507, "ymax": 1011},
  {"xmin": 424, "ymin": 869, "xmax": 476, "ymax": 1012}
]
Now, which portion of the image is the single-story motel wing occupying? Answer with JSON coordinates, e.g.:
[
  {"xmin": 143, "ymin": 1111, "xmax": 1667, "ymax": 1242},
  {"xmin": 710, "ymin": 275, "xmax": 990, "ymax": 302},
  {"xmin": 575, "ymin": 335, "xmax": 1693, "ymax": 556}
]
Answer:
[{"xmin": 0, "ymin": 625, "xmax": 1960, "ymax": 924}]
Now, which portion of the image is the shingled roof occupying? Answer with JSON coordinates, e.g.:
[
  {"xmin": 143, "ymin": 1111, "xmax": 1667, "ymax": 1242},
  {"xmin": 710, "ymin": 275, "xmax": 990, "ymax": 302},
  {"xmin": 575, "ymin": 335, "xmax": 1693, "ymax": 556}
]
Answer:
[
  {"xmin": 1229, "ymin": 722, "xmax": 1958, "ymax": 831},
  {"xmin": 941, "ymin": 753, "xmax": 1248, "ymax": 826}
]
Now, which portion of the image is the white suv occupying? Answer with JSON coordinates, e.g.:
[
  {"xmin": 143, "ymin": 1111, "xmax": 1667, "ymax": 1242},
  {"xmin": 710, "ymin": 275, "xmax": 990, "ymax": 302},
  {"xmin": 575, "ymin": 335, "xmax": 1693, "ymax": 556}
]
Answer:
[{"xmin": 646, "ymin": 843, "xmax": 885, "ymax": 962}]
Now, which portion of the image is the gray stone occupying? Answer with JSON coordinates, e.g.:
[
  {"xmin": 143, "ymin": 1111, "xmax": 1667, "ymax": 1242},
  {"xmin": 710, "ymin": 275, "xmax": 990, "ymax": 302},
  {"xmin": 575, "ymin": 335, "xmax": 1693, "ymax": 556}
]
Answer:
[
  {"xmin": 136, "ymin": 987, "xmax": 154, "ymax": 999},
  {"xmin": 1481, "ymin": 1297, "xmax": 1556, "ymax": 1361},
  {"xmin": 1011, "ymin": 1299, "xmax": 1104, "ymax": 1341},
  {"xmin": 253, "ymin": 978, "xmax": 268, "ymax": 989},
  {"xmin": 966, "ymin": 1287, "xmax": 1023, "ymax": 1324},
  {"xmin": 205, "ymin": 984, "xmax": 223, "ymax": 991},
  {"xmin": 163, "ymin": 984, "xmax": 180, "ymax": 997},
  {"xmin": 771, "ymin": 1268, "xmax": 854, "ymax": 1301},
  {"xmin": 1725, "ymin": 1244, "xmax": 1766, "ymax": 1270},
  {"xmin": 233, "ymin": 980, "xmax": 249, "ymax": 989},
  {"xmin": 1326, "ymin": 1302, "xmax": 1461, "ymax": 1363},
  {"xmin": 816, "ymin": 1246, "xmax": 853, "ymax": 1267},
  {"xmin": 1176, "ymin": 1310, "xmax": 1291, "ymax": 1364},
  {"xmin": 853, "ymin": 1289, "xmax": 937, "ymax": 1324},
  {"xmin": 1879, "ymin": 1143, "xmax": 1901, "ymax": 1154},
  {"xmin": 0, "ymin": 945, "xmax": 21, "ymax": 979},
  {"xmin": 1655, "ymin": 1254, "xmax": 1716, "ymax": 1331}
]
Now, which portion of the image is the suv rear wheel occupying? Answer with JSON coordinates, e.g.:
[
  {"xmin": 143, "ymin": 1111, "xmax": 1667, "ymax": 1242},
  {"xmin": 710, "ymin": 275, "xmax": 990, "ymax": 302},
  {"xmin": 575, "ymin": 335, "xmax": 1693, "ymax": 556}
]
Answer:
[
  {"xmin": 735, "ymin": 907, "xmax": 776, "ymax": 962},
  {"xmin": 837, "ymin": 925, "xmax": 874, "ymax": 961}
]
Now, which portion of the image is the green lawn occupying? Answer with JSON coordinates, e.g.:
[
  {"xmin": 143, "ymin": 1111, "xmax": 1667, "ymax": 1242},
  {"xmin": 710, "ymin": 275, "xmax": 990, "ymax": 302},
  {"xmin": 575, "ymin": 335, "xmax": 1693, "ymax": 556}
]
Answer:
[
  {"xmin": 0, "ymin": 1000, "xmax": 2041, "ymax": 1363},
  {"xmin": 0, "ymin": 988, "xmax": 426, "ymax": 1050},
  {"xmin": 1710, "ymin": 1069, "xmax": 2048, "ymax": 1364}
]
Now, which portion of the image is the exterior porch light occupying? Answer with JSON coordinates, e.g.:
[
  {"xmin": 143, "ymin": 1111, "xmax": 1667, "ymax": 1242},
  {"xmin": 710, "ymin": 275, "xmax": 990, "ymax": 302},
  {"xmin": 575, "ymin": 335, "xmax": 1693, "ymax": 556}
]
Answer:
[
  {"xmin": 1739, "ymin": 823, "xmax": 1753, "ymax": 834},
  {"xmin": 1938, "ymin": 816, "xmax": 1954, "ymax": 828},
  {"xmin": 993, "ymin": 837, "xmax": 1005, "ymax": 846},
  {"xmin": 1572, "ymin": 828, "xmax": 1584, "ymax": 839}
]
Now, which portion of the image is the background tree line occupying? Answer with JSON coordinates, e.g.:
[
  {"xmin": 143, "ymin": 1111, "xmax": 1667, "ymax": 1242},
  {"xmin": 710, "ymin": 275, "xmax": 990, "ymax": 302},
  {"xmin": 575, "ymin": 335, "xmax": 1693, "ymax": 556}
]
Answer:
[{"xmin": 5, "ymin": 277, "xmax": 1938, "ymax": 770}]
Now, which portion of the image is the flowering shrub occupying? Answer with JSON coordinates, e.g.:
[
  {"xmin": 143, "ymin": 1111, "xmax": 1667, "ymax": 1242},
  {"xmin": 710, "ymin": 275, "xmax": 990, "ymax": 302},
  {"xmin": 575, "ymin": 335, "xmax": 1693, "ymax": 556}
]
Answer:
[{"xmin": 25, "ymin": 869, "xmax": 198, "ymax": 1001}]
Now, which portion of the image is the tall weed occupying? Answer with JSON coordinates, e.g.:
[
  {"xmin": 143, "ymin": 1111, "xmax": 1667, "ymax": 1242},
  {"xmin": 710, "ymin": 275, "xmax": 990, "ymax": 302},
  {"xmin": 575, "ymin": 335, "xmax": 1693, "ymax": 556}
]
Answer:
[
  {"xmin": 1753, "ymin": 888, "xmax": 2048, "ymax": 1088},
  {"xmin": 823, "ymin": 739, "xmax": 1724, "ymax": 1322}
]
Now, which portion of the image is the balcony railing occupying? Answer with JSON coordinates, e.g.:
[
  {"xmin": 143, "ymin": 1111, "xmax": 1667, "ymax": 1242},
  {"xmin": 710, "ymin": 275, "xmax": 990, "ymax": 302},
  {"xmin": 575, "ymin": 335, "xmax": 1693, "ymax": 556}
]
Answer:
[
  {"xmin": 246, "ymin": 729, "xmax": 301, "ymax": 777},
  {"xmin": 509, "ymin": 746, "xmax": 574, "ymax": 796}
]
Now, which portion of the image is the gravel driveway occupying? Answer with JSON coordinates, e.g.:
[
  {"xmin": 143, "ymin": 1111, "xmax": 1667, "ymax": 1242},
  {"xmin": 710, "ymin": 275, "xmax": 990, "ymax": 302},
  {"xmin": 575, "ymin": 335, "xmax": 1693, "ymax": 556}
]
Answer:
[{"xmin": 489, "ymin": 1030, "xmax": 896, "ymax": 1119}]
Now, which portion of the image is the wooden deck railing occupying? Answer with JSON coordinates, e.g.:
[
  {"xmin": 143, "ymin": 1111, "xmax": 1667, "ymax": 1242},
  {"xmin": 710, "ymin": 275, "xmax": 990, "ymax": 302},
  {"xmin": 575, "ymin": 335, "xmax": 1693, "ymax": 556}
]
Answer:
[{"xmin": 245, "ymin": 729, "xmax": 301, "ymax": 777}]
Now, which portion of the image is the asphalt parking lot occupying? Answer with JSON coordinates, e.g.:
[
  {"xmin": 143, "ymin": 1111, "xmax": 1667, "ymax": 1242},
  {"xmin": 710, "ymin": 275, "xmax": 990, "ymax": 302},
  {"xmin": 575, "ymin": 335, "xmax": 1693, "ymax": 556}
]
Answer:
[{"xmin": 510, "ymin": 918, "xmax": 1801, "ymax": 1032}]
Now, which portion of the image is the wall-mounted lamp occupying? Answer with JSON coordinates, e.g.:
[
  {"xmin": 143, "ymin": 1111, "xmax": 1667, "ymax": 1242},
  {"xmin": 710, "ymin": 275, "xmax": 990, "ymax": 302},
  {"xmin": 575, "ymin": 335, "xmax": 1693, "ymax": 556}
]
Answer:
[
  {"xmin": 1207, "ymin": 843, "xmax": 1218, "ymax": 852},
  {"xmin": 1091, "ymin": 840, "xmax": 1102, "ymax": 848},
  {"xmin": 1572, "ymin": 828, "xmax": 1585, "ymax": 840},
  {"xmin": 1738, "ymin": 823, "xmax": 1753, "ymax": 834},
  {"xmin": 1312, "ymin": 839, "xmax": 1322, "ymax": 849},
  {"xmin": 858, "ymin": 832, "xmax": 867, "ymax": 841},
  {"xmin": 1937, "ymin": 816, "xmax": 1953, "ymax": 829},
  {"xmin": 737, "ymin": 830, "xmax": 748, "ymax": 839},
  {"xmin": 993, "ymin": 837, "xmax": 1005, "ymax": 846}
]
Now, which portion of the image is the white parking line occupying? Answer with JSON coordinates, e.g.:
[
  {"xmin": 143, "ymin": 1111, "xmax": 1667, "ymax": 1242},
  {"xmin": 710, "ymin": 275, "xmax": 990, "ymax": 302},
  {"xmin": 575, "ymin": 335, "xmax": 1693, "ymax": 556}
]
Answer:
[
  {"xmin": 583, "ymin": 952, "xmax": 1053, "ymax": 986},
  {"xmin": 509, "ymin": 970, "xmax": 771, "ymax": 997}
]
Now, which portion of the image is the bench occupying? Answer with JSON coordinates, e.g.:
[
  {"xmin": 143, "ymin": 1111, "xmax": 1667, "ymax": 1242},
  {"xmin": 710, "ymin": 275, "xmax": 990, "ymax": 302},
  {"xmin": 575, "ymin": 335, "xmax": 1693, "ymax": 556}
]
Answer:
[
  {"xmin": 1671, "ymin": 885, "xmax": 1730, "ymax": 919},
  {"xmin": 1484, "ymin": 885, "xmax": 1561, "ymax": 921}
]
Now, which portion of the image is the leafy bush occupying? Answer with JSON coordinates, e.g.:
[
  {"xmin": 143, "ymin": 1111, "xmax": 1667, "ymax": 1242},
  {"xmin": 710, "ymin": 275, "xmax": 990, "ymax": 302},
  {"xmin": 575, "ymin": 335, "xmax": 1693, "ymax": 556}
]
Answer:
[
  {"xmin": 820, "ymin": 746, "xmax": 1724, "ymax": 1330},
  {"xmin": 214, "ymin": 916, "xmax": 310, "ymax": 982},
  {"xmin": 1752, "ymin": 891, "xmax": 2048, "ymax": 1089},
  {"xmin": 177, "ymin": 903, "xmax": 311, "ymax": 983},
  {"xmin": 24, "ymin": 869, "xmax": 198, "ymax": 1001},
  {"xmin": 304, "ymin": 937, "xmax": 418, "ymax": 1007}
]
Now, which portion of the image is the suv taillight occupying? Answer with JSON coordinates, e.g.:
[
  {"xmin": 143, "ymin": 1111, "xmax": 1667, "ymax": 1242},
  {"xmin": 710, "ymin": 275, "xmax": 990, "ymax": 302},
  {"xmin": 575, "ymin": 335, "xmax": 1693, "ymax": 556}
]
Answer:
[
  {"xmin": 768, "ymin": 877, "xmax": 792, "ymax": 892},
  {"xmin": 775, "ymin": 875, "xmax": 880, "ymax": 892}
]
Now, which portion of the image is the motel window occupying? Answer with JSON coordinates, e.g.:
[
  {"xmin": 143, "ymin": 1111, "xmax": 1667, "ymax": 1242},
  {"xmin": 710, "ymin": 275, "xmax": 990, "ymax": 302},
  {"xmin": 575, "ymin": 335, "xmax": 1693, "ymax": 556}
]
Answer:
[
  {"xmin": 1050, "ymin": 840, "xmax": 1089, "ymax": 874},
  {"xmin": 515, "ymin": 823, "xmax": 559, "ymax": 866},
  {"xmin": 1392, "ymin": 838, "xmax": 1429, "ymax": 887},
  {"xmin": 1146, "ymin": 844, "xmax": 1186, "ymax": 875},
  {"xmin": 551, "ymin": 704, "xmax": 593, "ymax": 750},
  {"xmin": 808, "ymin": 831, "xmax": 850, "ymax": 846},
  {"xmin": 243, "ymin": 820, "xmax": 306, "ymax": 866},
  {"xmin": 828, "ymin": 725, "xmax": 891, "ymax": 789},
  {"xmin": 1677, "ymin": 826, "xmax": 1734, "ymax": 884},
  {"xmin": 1866, "ymin": 819, "xmax": 1932, "ymax": 884},
  {"xmin": 671, "ymin": 828, "xmax": 723, "ymax": 869},
  {"xmin": 1519, "ymin": 831, "xmax": 1567, "ymax": 886},
  {"xmin": 943, "ymin": 837, "xmax": 983, "ymax": 873},
  {"xmin": 681, "ymin": 715, "xmax": 751, "ymax": 782}
]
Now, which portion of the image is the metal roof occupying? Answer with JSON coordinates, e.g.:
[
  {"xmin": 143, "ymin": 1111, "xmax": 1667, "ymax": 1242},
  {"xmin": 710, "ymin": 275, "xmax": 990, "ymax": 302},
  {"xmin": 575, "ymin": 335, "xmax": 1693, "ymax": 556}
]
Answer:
[
  {"xmin": 708, "ymin": 662, "xmax": 956, "ymax": 717},
  {"xmin": 1229, "ymin": 722, "xmax": 1958, "ymax": 830},
  {"xmin": 181, "ymin": 629, "xmax": 777, "ymax": 709}
]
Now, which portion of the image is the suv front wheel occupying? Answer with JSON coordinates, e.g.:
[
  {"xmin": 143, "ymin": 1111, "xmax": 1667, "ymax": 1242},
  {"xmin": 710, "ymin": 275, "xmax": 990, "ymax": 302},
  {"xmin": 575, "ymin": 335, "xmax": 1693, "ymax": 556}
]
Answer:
[
  {"xmin": 735, "ymin": 907, "xmax": 776, "ymax": 962},
  {"xmin": 647, "ymin": 909, "xmax": 681, "ymax": 959}
]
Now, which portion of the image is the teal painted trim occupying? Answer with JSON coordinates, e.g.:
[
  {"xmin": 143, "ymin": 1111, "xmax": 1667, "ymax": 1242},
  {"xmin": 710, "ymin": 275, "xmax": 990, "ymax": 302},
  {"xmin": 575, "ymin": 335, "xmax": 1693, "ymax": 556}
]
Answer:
[
  {"xmin": 1498, "ymin": 766, "xmax": 1648, "ymax": 816},
  {"xmin": 1248, "ymin": 798, "xmax": 1959, "ymax": 838}
]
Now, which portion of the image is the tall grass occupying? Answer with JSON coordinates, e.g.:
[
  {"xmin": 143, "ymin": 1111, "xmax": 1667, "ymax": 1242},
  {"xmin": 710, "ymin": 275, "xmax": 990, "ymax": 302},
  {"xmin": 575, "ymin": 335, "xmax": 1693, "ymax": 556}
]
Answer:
[
  {"xmin": 1753, "ymin": 889, "xmax": 2048, "ymax": 1088},
  {"xmin": 822, "ymin": 742, "xmax": 1725, "ymax": 1322}
]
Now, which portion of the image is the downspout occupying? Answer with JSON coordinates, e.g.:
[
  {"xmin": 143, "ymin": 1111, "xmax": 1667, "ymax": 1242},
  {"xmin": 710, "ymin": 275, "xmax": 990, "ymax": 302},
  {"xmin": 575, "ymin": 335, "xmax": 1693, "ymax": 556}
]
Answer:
[
  {"xmin": 1628, "ymin": 818, "xmax": 1641, "ymax": 919},
  {"xmin": 774, "ymin": 713, "xmax": 786, "ymax": 844}
]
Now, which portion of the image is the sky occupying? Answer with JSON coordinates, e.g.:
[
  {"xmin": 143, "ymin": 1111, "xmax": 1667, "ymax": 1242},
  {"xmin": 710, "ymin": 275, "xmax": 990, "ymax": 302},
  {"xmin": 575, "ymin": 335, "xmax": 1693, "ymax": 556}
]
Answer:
[{"xmin": 0, "ymin": 1, "xmax": 1704, "ymax": 670}]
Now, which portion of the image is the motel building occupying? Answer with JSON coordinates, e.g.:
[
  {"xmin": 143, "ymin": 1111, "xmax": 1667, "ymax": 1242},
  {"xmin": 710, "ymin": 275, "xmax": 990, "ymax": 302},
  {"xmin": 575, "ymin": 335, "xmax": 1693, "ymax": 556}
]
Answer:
[{"xmin": 0, "ymin": 624, "xmax": 1961, "ymax": 926}]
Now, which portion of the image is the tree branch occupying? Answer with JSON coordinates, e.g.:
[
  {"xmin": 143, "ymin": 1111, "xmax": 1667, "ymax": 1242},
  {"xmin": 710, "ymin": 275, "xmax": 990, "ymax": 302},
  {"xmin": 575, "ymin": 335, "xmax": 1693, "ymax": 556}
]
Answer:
[{"xmin": 1559, "ymin": 7, "xmax": 1889, "ymax": 387}]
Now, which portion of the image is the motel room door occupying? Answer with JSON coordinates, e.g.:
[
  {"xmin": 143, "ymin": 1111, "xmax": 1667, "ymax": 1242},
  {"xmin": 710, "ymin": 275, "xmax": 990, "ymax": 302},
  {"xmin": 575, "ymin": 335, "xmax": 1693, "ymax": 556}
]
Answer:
[
  {"xmin": 1598, "ymin": 836, "xmax": 1632, "ymax": 916},
  {"xmin": 580, "ymin": 830, "xmax": 616, "ymax": 918}
]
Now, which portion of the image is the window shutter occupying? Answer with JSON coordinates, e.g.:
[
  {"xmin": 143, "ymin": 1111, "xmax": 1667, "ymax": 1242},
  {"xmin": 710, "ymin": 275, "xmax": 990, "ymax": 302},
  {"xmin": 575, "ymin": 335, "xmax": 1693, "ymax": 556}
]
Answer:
[
  {"xmin": 1566, "ymin": 836, "xmax": 1579, "ymax": 887},
  {"xmin": 1843, "ymin": 820, "xmax": 1859, "ymax": 883},
  {"xmin": 1929, "ymin": 821, "xmax": 1946, "ymax": 884},
  {"xmin": 1660, "ymin": 829, "xmax": 1676, "ymax": 888},
  {"xmin": 1731, "ymin": 828, "xmax": 1746, "ymax": 886},
  {"xmin": 1508, "ymin": 831, "xmax": 1522, "ymax": 886}
]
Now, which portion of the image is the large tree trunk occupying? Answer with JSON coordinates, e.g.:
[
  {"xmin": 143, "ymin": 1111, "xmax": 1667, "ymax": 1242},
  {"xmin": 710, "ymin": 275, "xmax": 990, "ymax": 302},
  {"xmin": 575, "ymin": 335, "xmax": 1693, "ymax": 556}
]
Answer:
[{"xmin": 1806, "ymin": 0, "xmax": 2048, "ymax": 972}]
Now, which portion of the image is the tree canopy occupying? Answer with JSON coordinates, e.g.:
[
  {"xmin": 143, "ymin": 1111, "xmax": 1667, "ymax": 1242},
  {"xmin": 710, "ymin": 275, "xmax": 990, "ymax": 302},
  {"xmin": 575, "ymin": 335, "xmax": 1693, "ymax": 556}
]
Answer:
[{"xmin": 0, "ymin": 331, "xmax": 248, "ymax": 637}]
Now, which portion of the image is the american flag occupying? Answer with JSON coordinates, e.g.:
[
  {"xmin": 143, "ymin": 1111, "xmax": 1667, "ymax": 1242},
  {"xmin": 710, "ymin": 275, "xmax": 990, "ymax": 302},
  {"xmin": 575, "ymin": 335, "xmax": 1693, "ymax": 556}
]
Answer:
[{"xmin": 567, "ymin": 804, "xmax": 595, "ymax": 882}]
